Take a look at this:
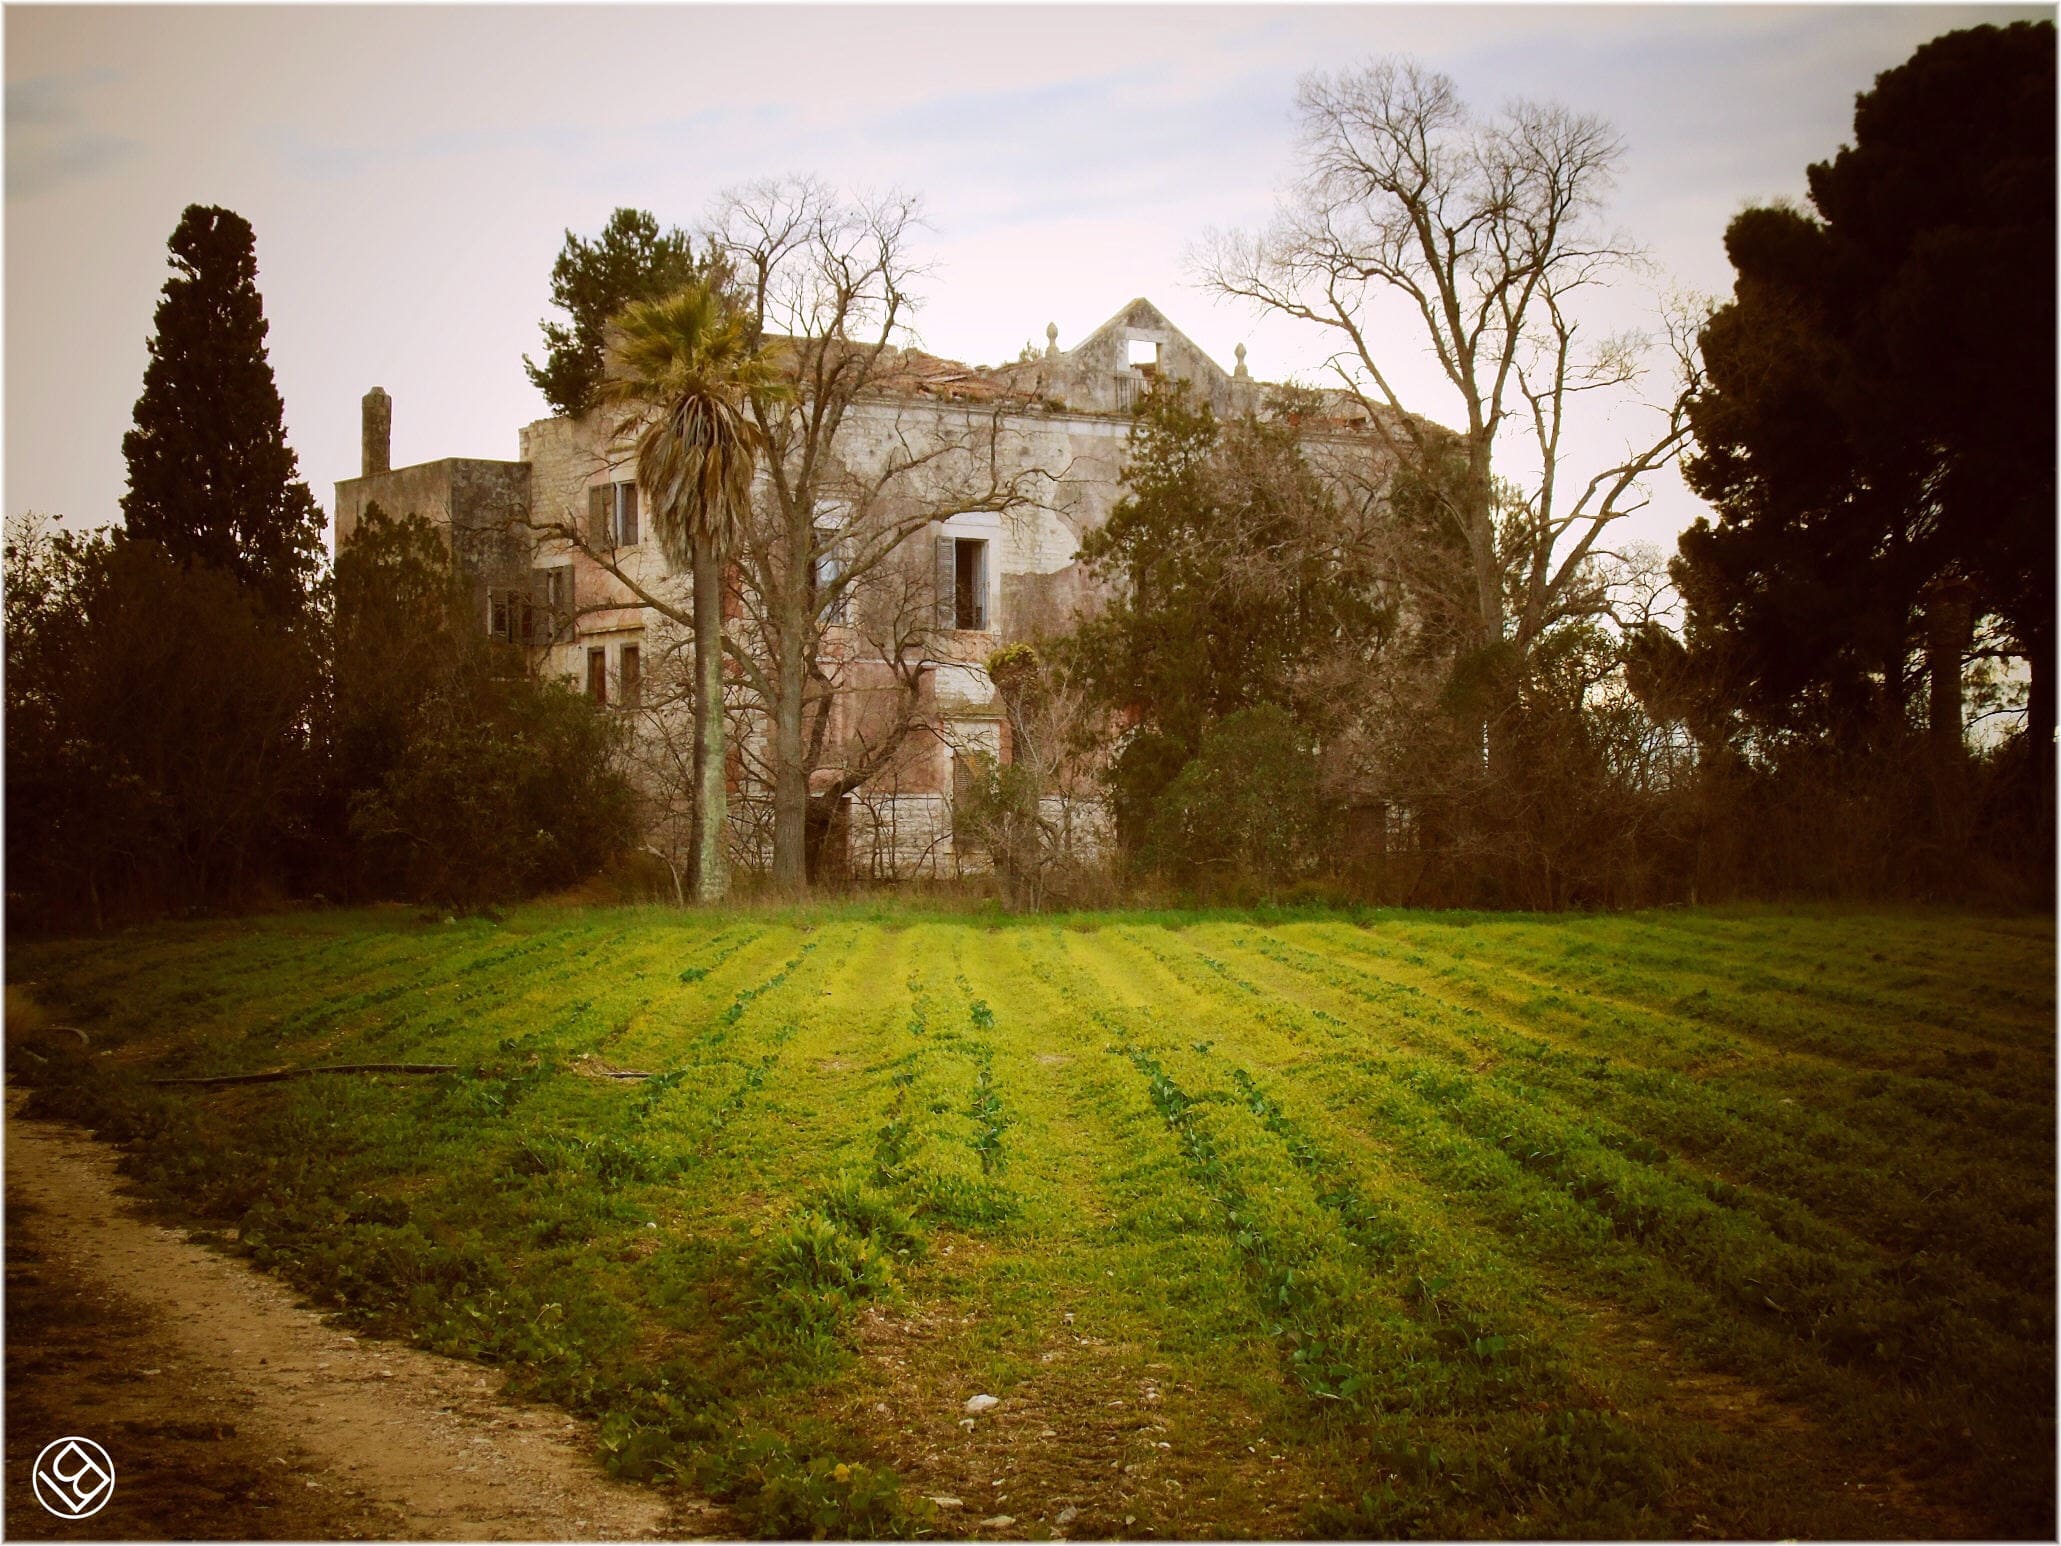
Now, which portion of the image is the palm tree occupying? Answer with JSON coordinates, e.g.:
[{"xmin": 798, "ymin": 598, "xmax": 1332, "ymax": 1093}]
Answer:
[{"xmin": 600, "ymin": 282, "xmax": 780, "ymax": 903}]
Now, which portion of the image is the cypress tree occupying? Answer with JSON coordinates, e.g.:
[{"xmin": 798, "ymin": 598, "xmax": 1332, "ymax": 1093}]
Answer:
[{"xmin": 121, "ymin": 204, "xmax": 323, "ymax": 615}]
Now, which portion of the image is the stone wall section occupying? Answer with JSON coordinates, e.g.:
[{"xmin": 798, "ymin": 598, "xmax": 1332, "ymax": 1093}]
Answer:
[{"xmin": 334, "ymin": 456, "xmax": 532, "ymax": 636}]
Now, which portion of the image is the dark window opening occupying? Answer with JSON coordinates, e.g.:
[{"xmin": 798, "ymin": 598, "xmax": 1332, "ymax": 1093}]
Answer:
[
  {"xmin": 620, "ymin": 644, "xmax": 641, "ymax": 711},
  {"xmin": 587, "ymin": 646, "xmax": 607, "ymax": 705},
  {"xmin": 954, "ymin": 538, "xmax": 988, "ymax": 630},
  {"xmin": 489, "ymin": 586, "xmax": 535, "ymax": 644}
]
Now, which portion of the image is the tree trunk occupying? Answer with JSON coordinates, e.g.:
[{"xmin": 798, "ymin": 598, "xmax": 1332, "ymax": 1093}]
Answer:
[
  {"xmin": 1922, "ymin": 579, "xmax": 1976, "ymax": 888},
  {"xmin": 692, "ymin": 529, "xmax": 729, "ymax": 905},
  {"xmin": 1925, "ymin": 576, "xmax": 1976, "ymax": 765},
  {"xmin": 1463, "ymin": 453, "xmax": 1517, "ymax": 781},
  {"xmin": 770, "ymin": 636, "xmax": 808, "ymax": 895}
]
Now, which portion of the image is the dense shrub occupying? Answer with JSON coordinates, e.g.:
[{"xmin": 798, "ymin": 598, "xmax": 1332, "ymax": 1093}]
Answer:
[
  {"xmin": 1144, "ymin": 707, "xmax": 1332, "ymax": 893},
  {"xmin": 347, "ymin": 665, "xmax": 638, "ymax": 913},
  {"xmin": 4, "ymin": 522, "xmax": 321, "ymax": 928}
]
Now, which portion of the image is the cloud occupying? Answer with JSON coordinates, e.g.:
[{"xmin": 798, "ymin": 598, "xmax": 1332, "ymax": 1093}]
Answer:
[{"xmin": 5, "ymin": 69, "xmax": 140, "ymax": 200}]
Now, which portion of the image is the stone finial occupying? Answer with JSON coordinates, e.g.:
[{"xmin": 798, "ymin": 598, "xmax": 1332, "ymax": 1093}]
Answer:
[
  {"xmin": 362, "ymin": 386, "xmax": 392, "ymax": 477},
  {"xmin": 1233, "ymin": 342, "xmax": 1249, "ymax": 380},
  {"xmin": 1045, "ymin": 322, "xmax": 1060, "ymax": 359}
]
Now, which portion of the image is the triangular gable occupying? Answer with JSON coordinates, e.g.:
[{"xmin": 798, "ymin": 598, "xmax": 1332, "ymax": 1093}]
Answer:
[{"xmin": 1066, "ymin": 298, "xmax": 1232, "ymax": 386}]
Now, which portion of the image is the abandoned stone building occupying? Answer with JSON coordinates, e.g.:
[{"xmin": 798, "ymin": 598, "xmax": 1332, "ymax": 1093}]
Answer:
[{"xmin": 334, "ymin": 297, "xmax": 1371, "ymax": 881}]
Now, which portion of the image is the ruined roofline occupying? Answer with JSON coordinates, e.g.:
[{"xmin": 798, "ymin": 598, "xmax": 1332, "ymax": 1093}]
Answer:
[
  {"xmin": 516, "ymin": 363, "xmax": 1425, "ymax": 437},
  {"xmin": 336, "ymin": 454, "xmax": 530, "ymax": 490},
  {"xmin": 513, "ymin": 290, "xmax": 1441, "ymax": 436}
]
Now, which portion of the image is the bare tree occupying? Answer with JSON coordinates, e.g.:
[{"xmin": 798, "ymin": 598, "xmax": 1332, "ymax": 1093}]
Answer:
[
  {"xmin": 522, "ymin": 179, "xmax": 1054, "ymax": 894},
  {"xmin": 956, "ymin": 644, "xmax": 1113, "ymax": 908},
  {"xmin": 713, "ymin": 177, "xmax": 1053, "ymax": 892},
  {"xmin": 1200, "ymin": 59, "xmax": 1697, "ymax": 765},
  {"xmin": 614, "ymin": 614, "xmax": 727, "ymax": 895}
]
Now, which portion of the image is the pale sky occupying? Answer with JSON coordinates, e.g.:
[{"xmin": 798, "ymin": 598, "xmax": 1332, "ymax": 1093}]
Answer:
[{"xmin": 5, "ymin": 3, "xmax": 2045, "ymax": 558}]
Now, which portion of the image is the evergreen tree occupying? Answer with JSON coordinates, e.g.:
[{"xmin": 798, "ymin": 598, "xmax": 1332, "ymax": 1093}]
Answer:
[
  {"xmin": 1678, "ymin": 22, "xmax": 2055, "ymax": 757},
  {"xmin": 1061, "ymin": 382, "xmax": 1391, "ymax": 848},
  {"xmin": 120, "ymin": 204, "xmax": 324, "ymax": 616},
  {"xmin": 524, "ymin": 208, "xmax": 703, "ymax": 418}
]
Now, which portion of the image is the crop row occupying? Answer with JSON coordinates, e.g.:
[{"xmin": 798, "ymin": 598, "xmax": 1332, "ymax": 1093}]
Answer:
[
  {"xmin": 1372, "ymin": 914, "xmax": 2051, "ymax": 1066},
  {"xmin": 1057, "ymin": 924, "xmax": 2047, "ymax": 1518},
  {"xmin": 1126, "ymin": 925, "xmax": 2043, "ymax": 1379},
  {"xmin": 1216, "ymin": 925, "xmax": 2051, "ymax": 1298}
]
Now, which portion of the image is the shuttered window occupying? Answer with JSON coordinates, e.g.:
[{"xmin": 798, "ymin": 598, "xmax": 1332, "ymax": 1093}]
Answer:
[
  {"xmin": 588, "ymin": 482, "xmax": 640, "ymax": 547},
  {"xmin": 934, "ymin": 534, "xmax": 955, "ymax": 629},
  {"xmin": 933, "ymin": 534, "xmax": 990, "ymax": 631},
  {"xmin": 535, "ymin": 565, "xmax": 572, "ymax": 616},
  {"xmin": 620, "ymin": 644, "xmax": 641, "ymax": 710}
]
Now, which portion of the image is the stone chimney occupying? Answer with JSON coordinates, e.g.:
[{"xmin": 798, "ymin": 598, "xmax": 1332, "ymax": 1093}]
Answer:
[{"xmin": 362, "ymin": 387, "xmax": 391, "ymax": 477}]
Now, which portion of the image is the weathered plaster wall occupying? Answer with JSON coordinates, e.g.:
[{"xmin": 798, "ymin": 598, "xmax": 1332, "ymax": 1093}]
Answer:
[
  {"xmin": 334, "ymin": 462, "xmax": 455, "ymax": 549},
  {"xmin": 520, "ymin": 410, "xmax": 664, "ymax": 688},
  {"xmin": 334, "ymin": 456, "xmax": 531, "ymax": 633},
  {"xmin": 447, "ymin": 461, "xmax": 535, "ymax": 610},
  {"xmin": 336, "ymin": 298, "xmax": 1342, "ymax": 880}
]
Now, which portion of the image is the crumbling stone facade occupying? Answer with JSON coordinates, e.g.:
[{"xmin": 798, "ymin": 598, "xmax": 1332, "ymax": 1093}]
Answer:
[{"xmin": 334, "ymin": 299, "xmax": 1362, "ymax": 881}]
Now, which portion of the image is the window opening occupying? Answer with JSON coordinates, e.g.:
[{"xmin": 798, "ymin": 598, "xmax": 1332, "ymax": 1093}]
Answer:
[
  {"xmin": 951, "ymin": 748, "xmax": 985, "ymax": 854},
  {"xmin": 954, "ymin": 538, "xmax": 988, "ymax": 630},
  {"xmin": 589, "ymin": 482, "xmax": 640, "ymax": 547},
  {"xmin": 489, "ymin": 586, "xmax": 536, "ymax": 644},
  {"xmin": 587, "ymin": 646, "xmax": 607, "ymax": 705}
]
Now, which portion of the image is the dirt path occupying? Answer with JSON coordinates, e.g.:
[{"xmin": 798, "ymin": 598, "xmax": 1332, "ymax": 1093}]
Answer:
[{"xmin": 4, "ymin": 1097, "xmax": 698, "ymax": 1540}]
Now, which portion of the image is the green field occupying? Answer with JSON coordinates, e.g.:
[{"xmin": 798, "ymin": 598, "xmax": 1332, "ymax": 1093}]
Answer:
[{"xmin": 9, "ymin": 905, "xmax": 2053, "ymax": 1539}]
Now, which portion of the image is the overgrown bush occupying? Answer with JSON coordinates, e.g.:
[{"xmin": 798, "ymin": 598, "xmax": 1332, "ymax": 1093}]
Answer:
[
  {"xmin": 347, "ymin": 664, "xmax": 638, "ymax": 912},
  {"xmin": 1144, "ymin": 706, "xmax": 1332, "ymax": 894},
  {"xmin": 951, "ymin": 642, "xmax": 1114, "ymax": 909},
  {"xmin": 336, "ymin": 507, "xmax": 639, "ymax": 912},
  {"xmin": 4, "ymin": 520, "xmax": 322, "ymax": 929}
]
